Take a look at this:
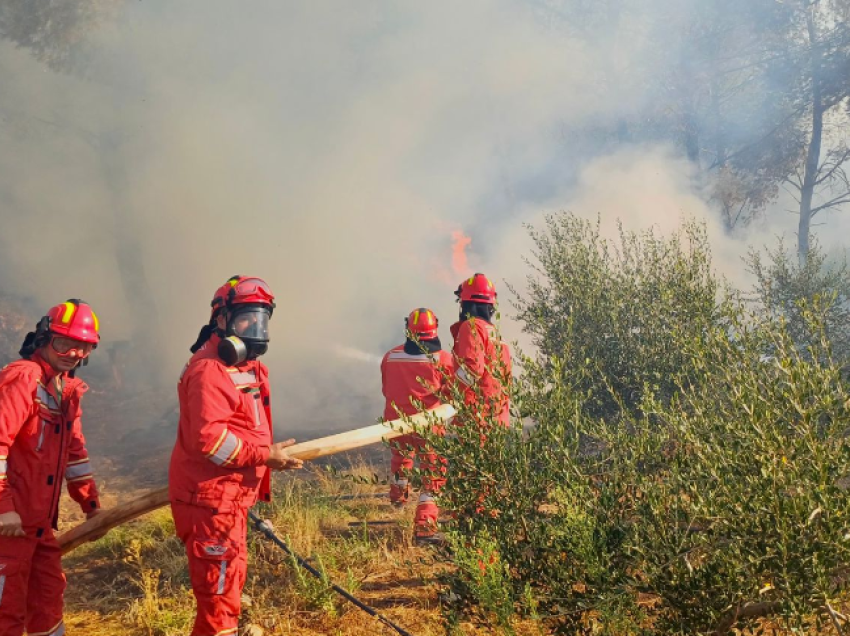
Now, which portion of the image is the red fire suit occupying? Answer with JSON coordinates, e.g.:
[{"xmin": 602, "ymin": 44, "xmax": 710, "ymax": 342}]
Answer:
[
  {"xmin": 451, "ymin": 319, "xmax": 512, "ymax": 427},
  {"xmin": 381, "ymin": 344, "xmax": 453, "ymax": 533},
  {"xmin": 0, "ymin": 354, "xmax": 100, "ymax": 636},
  {"xmin": 169, "ymin": 334, "xmax": 273, "ymax": 636}
]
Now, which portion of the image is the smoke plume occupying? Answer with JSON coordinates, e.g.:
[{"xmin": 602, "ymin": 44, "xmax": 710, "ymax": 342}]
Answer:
[{"xmin": 0, "ymin": 1, "xmax": 844, "ymax": 436}]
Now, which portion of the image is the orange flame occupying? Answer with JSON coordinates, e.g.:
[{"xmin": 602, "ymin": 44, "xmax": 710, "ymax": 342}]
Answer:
[{"xmin": 451, "ymin": 230, "xmax": 472, "ymax": 275}]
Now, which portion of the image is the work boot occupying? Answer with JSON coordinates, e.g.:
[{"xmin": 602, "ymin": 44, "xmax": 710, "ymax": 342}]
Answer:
[{"xmin": 414, "ymin": 530, "xmax": 448, "ymax": 547}]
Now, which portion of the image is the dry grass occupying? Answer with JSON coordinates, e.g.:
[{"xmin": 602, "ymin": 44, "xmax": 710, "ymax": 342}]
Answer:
[{"xmin": 61, "ymin": 461, "xmax": 508, "ymax": 636}]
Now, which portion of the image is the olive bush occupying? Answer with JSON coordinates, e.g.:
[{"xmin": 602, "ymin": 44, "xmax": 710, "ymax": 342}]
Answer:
[{"xmin": 421, "ymin": 214, "xmax": 850, "ymax": 635}]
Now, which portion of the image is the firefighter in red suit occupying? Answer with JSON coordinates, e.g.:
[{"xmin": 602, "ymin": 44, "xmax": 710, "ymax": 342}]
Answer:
[
  {"xmin": 451, "ymin": 273, "xmax": 512, "ymax": 428},
  {"xmin": 0, "ymin": 300, "xmax": 103, "ymax": 636},
  {"xmin": 169, "ymin": 276, "xmax": 302, "ymax": 636},
  {"xmin": 381, "ymin": 308, "xmax": 454, "ymax": 544}
]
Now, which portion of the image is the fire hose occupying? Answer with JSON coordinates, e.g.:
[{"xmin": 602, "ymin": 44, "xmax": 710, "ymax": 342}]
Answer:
[
  {"xmin": 58, "ymin": 404, "xmax": 456, "ymax": 554},
  {"xmin": 249, "ymin": 510, "xmax": 416, "ymax": 636}
]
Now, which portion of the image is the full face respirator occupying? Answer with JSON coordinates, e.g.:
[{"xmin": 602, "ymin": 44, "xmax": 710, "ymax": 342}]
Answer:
[{"xmin": 217, "ymin": 303, "xmax": 272, "ymax": 366}]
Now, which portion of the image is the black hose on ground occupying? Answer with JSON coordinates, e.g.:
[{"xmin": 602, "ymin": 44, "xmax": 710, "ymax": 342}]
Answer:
[{"xmin": 247, "ymin": 510, "xmax": 416, "ymax": 636}]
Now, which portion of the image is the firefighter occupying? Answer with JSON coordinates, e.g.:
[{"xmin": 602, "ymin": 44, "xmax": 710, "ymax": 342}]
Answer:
[
  {"xmin": 381, "ymin": 308, "xmax": 454, "ymax": 544},
  {"xmin": 169, "ymin": 276, "xmax": 303, "ymax": 636},
  {"xmin": 451, "ymin": 273, "xmax": 512, "ymax": 428},
  {"xmin": 0, "ymin": 299, "xmax": 103, "ymax": 636}
]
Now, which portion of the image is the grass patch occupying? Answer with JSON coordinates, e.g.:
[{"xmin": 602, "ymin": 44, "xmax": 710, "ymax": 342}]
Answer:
[{"xmin": 63, "ymin": 463, "xmax": 465, "ymax": 635}]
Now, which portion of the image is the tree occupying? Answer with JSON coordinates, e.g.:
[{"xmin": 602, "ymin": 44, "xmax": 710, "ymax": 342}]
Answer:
[
  {"xmin": 747, "ymin": 238, "xmax": 850, "ymax": 363},
  {"xmin": 0, "ymin": 0, "xmax": 165, "ymax": 383},
  {"xmin": 534, "ymin": 0, "xmax": 850, "ymax": 248},
  {"xmin": 512, "ymin": 212, "xmax": 722, "ymax": 418},
  {"xmin": 0, "ymin": 0, "xmax": 120, "ymax": 74},
  {"xmin": 433, "ymin": 214, "xmax": 850, "ymax": 635},
  {"xmin": 778, "ymin": 1, "xmax": 850, "ymax": 262}
]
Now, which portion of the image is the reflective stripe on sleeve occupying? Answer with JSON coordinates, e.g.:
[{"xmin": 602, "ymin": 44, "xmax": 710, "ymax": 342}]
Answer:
[
  {"xmin": 65, "ymin": 461, "xmax": 93, "ymax": 481},
  {"xmin": 208, "ymin": 430, "xmax": 242, "ymax": 466}
]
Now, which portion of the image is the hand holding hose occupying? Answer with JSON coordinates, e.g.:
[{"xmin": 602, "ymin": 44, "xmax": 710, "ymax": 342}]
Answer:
[{"xmin": 265, "ymin": 439, "xmax": 304, "ymax": 471}]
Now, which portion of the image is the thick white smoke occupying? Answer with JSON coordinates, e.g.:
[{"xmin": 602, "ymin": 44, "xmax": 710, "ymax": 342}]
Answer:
[{"xmin": 0, "ymin": 1, "xmax": 840, "ymax": 434}]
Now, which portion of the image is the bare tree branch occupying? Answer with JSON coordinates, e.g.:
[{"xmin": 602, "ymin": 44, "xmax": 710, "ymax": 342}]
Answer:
[{"xmin": 811, "ymin": 196, "xmax": 850, "ymax": 216}]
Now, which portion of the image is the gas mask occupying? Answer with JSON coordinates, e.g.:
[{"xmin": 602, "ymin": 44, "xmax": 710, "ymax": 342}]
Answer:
[{"xmin": 217, "ymin": 304, "xmax": 272, "ymax": 366}]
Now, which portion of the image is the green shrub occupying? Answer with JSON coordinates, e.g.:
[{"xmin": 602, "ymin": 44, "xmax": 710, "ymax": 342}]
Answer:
[
  {"xmin": 425, "ymin": 214, "xmax": 850, "ymax": 635},
  {"xmin": 513, "ymin": 213, "xmax": 723, "ymax": 418},
  {"xmin": 748, "ymin": 240, "xmax": 850, "ymax": 365}
]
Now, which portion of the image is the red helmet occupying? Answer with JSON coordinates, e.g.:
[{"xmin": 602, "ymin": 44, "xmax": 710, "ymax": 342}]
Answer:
[
  {"xmin": 45, "ymin": 300, "xmax": 100, "ymax": 344},
  {"xmin": 454, "ymin": 273, "xmax": 497, "ymax": 304},
  {"xmin": 210, "ymin": 275, "xmax": 276, "ymax": 318},
  {"xmin": 405, "ymin": 308, "xmax": 439, "ymax": 340}
]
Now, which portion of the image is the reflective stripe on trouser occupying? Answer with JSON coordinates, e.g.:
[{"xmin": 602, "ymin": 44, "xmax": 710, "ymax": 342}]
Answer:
[
  {"xmin": 0, "ymin": 531, "xmax": 66, "ymax": 636},
  {"xmin": 171, "ymin": 502, "xmax": 248, "ymax": 636}
]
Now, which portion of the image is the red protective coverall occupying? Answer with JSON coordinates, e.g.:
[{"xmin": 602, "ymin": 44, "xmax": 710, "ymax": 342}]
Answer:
[
  {"xmin": 381, "ymin": 344, "xmax": 453, "ymax": 532},
  {"xmin": 451, "ymin": 319, "xmax": 512, "ymax": 427},
  {"xmin": 169, "ymin": 334, "xmax": 273, "ymax": 636},
  {"xmin": 0, "ymin": 355, "xmax": 100, "ymax": 636}
]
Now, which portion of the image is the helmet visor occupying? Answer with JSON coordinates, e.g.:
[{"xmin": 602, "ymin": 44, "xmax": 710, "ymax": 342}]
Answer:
[
  {"xmin": 231, "ymin": 277, "xmax": 274, "ymax": 305},
  {"xmin": 226, "ymin": 305, "xmax": 271, "ymax": 342}
]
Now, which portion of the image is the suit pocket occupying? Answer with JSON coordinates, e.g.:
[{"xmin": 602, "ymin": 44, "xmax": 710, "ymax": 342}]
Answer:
[
  {"xmin": 0, "ymin": 552, "xmax": 24, "ymax": 608},
  {"xmin": 191, "ymin": 538, "xmax": 237, "ymax": 595}
]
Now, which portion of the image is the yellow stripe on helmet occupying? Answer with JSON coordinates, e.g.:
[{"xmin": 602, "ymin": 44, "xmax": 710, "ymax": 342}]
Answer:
[
  {"xmin": 59, "ymin": 302, "xmax": 77, "ymax": 325},
  {"xmin": 91, "ymin": 309, "xmax": 100, "ymax": 332},
  {"xmin": 413, "ymin": 310, "xmax": 420, "ymax": 325}
]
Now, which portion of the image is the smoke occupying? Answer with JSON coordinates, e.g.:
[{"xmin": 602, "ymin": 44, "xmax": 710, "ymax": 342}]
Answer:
[{"xmin": 0, "ymin": 1, "xmax": 842, "ymax": 435}]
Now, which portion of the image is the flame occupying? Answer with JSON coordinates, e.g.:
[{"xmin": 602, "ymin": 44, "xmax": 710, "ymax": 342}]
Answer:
[{"xmin": 451, "ymin": 230, "xmax": 472, "ymax": 275}]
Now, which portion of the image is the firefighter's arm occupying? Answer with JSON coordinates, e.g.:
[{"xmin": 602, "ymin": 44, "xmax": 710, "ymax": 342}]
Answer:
[
  {"xmin": 0, "ymin": 368, "xmax": 35, "ymax": 516},
  {"xmin": 186, "ymin": 362, "xmax": 270, "ymax": 468},
  {"xmin": 437, "ymin": 350, "xmax": 457, "ymax": 399},
  {"xmin": 66, "ymin": 412, "xmax": 101, "ymax": 516},
  {"xmin": 453, "ymin": 321, "xmax": 486, "ymax": 388}
]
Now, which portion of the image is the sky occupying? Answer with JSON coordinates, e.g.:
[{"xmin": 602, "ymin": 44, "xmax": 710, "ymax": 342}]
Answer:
[{"xmin": 0, "ymin": 0, "xmax": 844, "ymax": 433}]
